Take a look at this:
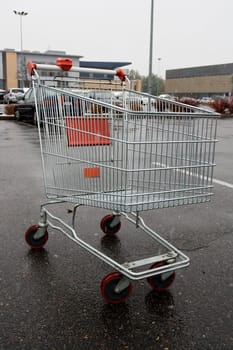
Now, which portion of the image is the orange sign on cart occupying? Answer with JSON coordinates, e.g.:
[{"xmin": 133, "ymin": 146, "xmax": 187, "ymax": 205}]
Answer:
[{"xmin": 83, "ymin": 167, "xmax": 101, "ymax": 178}]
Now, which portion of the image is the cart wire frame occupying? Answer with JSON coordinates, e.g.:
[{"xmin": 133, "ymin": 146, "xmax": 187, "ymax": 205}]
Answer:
[{"xmin": 25, "ymin": 59, "xmax": 219, "ymax": 302}]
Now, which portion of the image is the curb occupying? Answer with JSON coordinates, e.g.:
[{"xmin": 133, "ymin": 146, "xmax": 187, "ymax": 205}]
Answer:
[{"xmin": 0, "ymin": 114, "xmax": 15, "ymax": 120}]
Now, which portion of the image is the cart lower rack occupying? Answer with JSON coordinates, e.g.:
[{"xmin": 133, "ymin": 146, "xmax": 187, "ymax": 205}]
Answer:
[{"xmin": 24, "ymin": 60, "xmax": 218, "ymax": 303}]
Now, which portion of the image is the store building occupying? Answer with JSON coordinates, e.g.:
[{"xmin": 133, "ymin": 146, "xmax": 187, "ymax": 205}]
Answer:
[
  {"xmin": 0, "ymin": 48, "xmax": 131, "ymax": 89},
  {"xmin": 165, "ymin": 63, "xmax": 233, "ymax": 99}
]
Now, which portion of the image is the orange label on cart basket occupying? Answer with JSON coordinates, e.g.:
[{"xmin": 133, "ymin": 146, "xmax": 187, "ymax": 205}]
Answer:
[
  {"xmin": 65, "ymin": 117, "xmax": 111, "ymax": 146},
  {"xmin": 83, "ymin": 167, "xmax": 100, "ymax": 178}
]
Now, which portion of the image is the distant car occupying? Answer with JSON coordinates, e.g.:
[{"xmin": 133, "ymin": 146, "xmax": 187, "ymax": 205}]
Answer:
[
  {"xmin": 199, "ymin": 97, "xmax": 214, "ymax": 104},
  {"xmin": 159, "ymin": 94, "xmax": 176, "ymax": 101},
  {"xmin": 114, "ymin": 91, "xmax": 146, "ymax": 110},
  {"xmin": 3, "ymin": 88, "xmax": 25, "ymax": 104},
  {"xmin": 88, "ymin": 90, "xmax": 123, "ymax": 107}
]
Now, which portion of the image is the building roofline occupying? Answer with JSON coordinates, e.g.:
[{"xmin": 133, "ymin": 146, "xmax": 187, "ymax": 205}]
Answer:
[
  {"xmin": 166, "ymin": 62, "xmax": 233, "ymax": 79},
  {"xmin": 80, "ymin": 61, "xmax": 131, "ymax": 69},
  {"xmin": 0, "ymin": 49, "xmax": 83, "ymax": 59}
]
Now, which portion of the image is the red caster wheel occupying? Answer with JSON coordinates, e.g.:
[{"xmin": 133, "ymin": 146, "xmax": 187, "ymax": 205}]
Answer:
[
  {"xmin": 101, "ymin": 272, "xmax": 133, "ymax": 304},
  {"xmin": 147, "ymin": 261, "xmax": 176, "ymax": 291},
  {"xmin": 100, "ymin": 215, "xmax": 121, "ymax": 235},
  {"xmin": 25, "ymin": 225, "xmax": 48, "ymax": 249}
]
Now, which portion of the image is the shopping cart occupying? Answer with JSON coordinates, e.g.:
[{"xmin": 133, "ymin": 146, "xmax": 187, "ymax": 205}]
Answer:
[{"xmin": 24, "ymin": 58, "xmax": 218, "ymax": 304}]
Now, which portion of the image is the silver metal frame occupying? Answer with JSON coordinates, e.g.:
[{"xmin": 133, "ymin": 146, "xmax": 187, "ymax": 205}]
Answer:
[
  {"xmin": 29, "ymin": 62, "xmax": 218, "ymax": 287},
  {"xmin": 37, "ymin": 201, "xmax": 189, "ymax": 280}
]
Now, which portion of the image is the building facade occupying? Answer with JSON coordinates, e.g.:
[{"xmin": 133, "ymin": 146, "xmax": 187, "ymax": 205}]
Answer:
[
  {"xmin": 0, "ymin": 49, "xmax": 131, "ymax": 89},
  {"xmin": 165, "ymin": 63, "xmax": 233, "ymax": 99}
]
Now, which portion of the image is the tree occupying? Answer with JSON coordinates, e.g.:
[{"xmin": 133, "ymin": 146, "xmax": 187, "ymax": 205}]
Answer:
[
  {"xmin": 127, "ymin": 69, "xmax": 142, "ymax": 80},
  {"xmin": 126, "ymin": 69, "xmax": 165, "ymax": 96},
  {"xmin": 142, "ymin": 74, "xmax": 164, "ymax": 96}
]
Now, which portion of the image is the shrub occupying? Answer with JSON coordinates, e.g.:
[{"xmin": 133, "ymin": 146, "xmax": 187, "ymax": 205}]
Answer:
[
  {"xmin": 227, "ymin": 101, "xmax": 233, "ymax": 114},
  {"xmin": 178, "ymin": 98, "xmax": 200, "ymax": 107},
  {"xmin": 4, "ymin": 104, "xmax": 16, "ymax": 115},
  {"xmin": 210, "ymin": 98, "xmax": 233, "ymax": 115}
]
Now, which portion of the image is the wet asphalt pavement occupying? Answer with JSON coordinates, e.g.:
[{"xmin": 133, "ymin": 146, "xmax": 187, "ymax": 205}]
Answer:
[{"xmin": 0, "ymin": 119, "xmax": 233, "ymax": 350}]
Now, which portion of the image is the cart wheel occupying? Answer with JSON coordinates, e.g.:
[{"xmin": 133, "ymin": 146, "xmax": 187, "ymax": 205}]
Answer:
[
  {"xmin": 25, "ymin": 225, "xmax": 48, "ymax": 249},
  {"xmin": 100, "ymin": 215, "xmax": 121, "ymax": 235},
  {"xmin": 101, "ymin": 272, "xmax": 133, "ymax": 304},
  {"xmin": 147, "ymin": 261, "xmax": 176, "ymax": 291}
]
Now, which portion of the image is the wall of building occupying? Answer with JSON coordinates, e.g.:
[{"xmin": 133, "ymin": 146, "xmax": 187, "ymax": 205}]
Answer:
[
  {"xmin": 165, "ymin": 75, "xmax": 233, "ymax": 97},
  {"xmin": 5, "ymin": 51, "xmax": 18, "ymax": 88},
  {"xmin": 165, "ymin": 63, "xmax": 233, "ymax": 98},
  {"xmin": 0, "ymin": 52, "xmax": 4, "ymax": 89},
  {"xmin": 1, "ymin": 50, "xmax": 82, "ymax": 89}
]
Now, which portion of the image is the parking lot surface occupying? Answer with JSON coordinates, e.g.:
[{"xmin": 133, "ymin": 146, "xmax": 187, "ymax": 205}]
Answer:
[{"xmin": 0, "ymin": 119, "xmax": 232, "ymax": 350}]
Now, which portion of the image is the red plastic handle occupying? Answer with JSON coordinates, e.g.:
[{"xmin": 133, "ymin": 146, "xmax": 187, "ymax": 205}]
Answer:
[
  {"xmin": 27, "ymin": 61, "xmax": 37, "ymax": 75},
  {"xmin": 56, "ymin": 58, "xmax": 73, "ymax": 71},
  {"xmin": 116, "ymin": 69, "xmax": 126, "ymax": 82}
]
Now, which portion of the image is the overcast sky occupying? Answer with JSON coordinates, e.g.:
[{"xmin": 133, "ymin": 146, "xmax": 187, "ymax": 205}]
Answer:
[{"xmin": 1, "ymin": 0, "xmax": 233, "ymax": 77}]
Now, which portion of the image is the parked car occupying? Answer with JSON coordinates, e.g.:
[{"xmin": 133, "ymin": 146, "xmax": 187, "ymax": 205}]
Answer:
[
  {"xmin": 15, "ymin": 87, "xmax": 124, "ymax": 125},
  {"xmin": 0, "ymin": 89, "xmax": 6, "ymax": 104},
  {"xmin": 14, "ymin": 87, "xmax": 83, "ymax": 124},
  {"xmin": 14, "ymin": 88, "xmax": 37, "ymax": 123},
  {"xmin": 179, "ymin": 96, "xmax": 199, "ymax": 107},
  {"xmin": 3, "ymin": 88, "xmax": 25, "ymax": 104}
]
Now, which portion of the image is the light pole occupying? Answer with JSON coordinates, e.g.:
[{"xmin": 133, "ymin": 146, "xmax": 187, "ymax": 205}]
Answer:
[
  {"xmin": 157, "ymin": 57, "xmax": 162, "ymax": 95},
  {"xmin": 13, "ymin": 10, "xmax": 28, "ymax": 87},
  {"xmin": 148, "ymin": 0, "xmax": 154, "ymax": 95}
]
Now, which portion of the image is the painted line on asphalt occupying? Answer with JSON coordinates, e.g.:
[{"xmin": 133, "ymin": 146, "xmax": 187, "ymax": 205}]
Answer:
[
  {"xmin": 213, "ymin": 178, "xmax": 233, "ymax": 189},
  {"xmin": 153, "ymin": 161, "xmax": 233, "ymax": 190}
]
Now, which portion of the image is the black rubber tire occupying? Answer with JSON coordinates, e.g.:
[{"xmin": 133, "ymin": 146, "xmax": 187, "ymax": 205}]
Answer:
[
  {"xmin": 147, "ymin": 261, "xmax": 176, "ymax": 291},
  {"xmin": 101, "ymin": 272, "xmax": 132, "ymax": 304},
  {"xmin": 25, "ymin": 225, "xmax": 48, "ymax": 249},
  {"xmin": 100, "ymin": 215, "xmax": 121, "ymax": 235}
]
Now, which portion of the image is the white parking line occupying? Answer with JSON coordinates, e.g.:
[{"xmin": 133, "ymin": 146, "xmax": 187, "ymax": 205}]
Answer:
[
  {"xmin": 152, "ymin": 161, "xmax": 233, "ymax": 190},
  {"xmin": 213, "ymin": 178, "xmax": 233, "ymax": 189}
]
